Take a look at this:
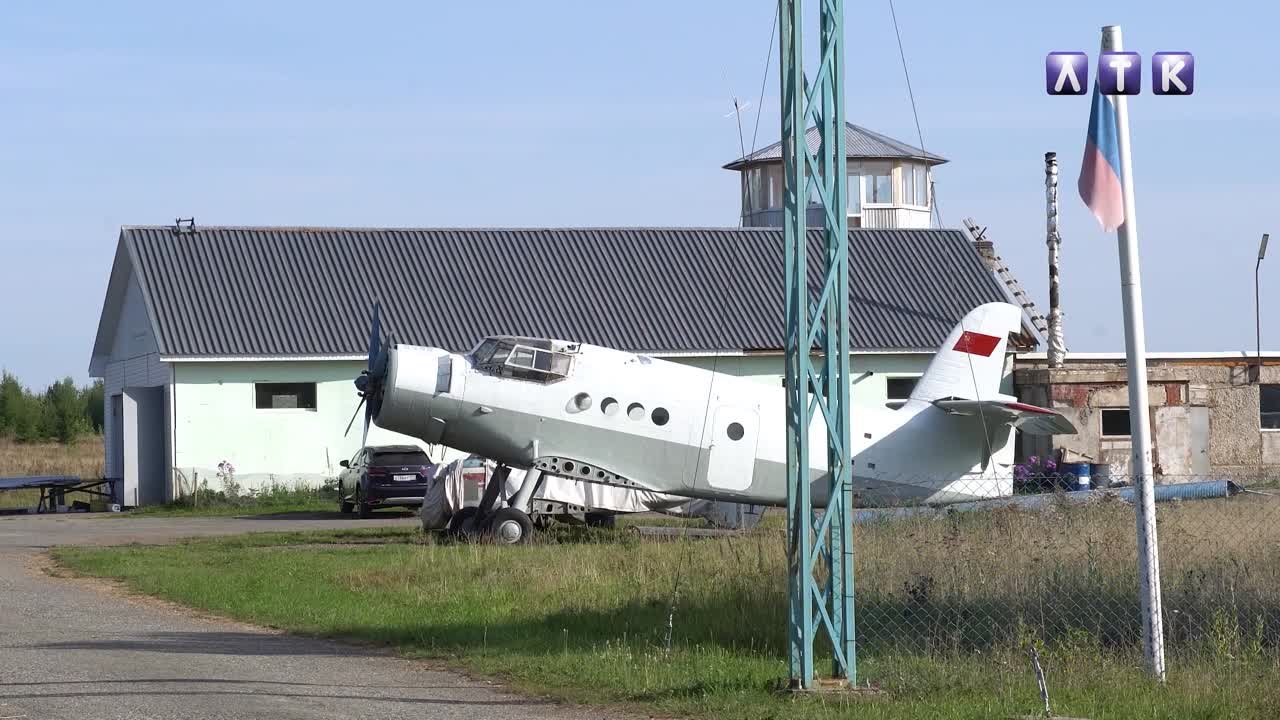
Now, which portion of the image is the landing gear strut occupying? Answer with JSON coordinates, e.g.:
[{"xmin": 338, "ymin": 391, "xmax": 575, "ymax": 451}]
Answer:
[{"xmin": 449, "ymin": 465, "xmax": 543, "ymax": 544}]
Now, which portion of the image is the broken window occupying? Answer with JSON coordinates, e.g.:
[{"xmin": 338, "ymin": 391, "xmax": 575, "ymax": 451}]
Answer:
[
  {"xmin": 254, "ymin": 382, "xmax": 317, "ymax": 410},
  {"xmin": 1262, "ymin": 385, "xmax": 1280, "ymax": 429},
  {"xmin": 1100, "ymin": 408, "xmax": 1131, "ymax": 438}
]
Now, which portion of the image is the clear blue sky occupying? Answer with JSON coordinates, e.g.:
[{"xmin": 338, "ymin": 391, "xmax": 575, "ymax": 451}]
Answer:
[{"xmin": 2, "ymin": 0, "xmax": 1274, "ymax": 387}]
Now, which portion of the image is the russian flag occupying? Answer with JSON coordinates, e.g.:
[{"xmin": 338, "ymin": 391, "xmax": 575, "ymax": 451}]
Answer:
[{"xmin": 1078, "ymin": 82, "xmax": 1125, "ymax": 232}]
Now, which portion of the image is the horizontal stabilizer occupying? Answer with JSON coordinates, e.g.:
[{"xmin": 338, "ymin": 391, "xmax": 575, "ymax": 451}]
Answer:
[{"xmin": 932, "ymin": 398, "xmax": 1076, "ymax": 435}]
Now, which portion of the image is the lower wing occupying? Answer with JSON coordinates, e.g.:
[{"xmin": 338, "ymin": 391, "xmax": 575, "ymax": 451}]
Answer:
[{"xmin": 932, "ymin": 398, "xmax": 1076, "ymax": 435}]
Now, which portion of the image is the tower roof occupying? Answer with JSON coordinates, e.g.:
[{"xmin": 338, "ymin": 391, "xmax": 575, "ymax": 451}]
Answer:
[{"xmin": 723, "ymin": 122, "xmax": 947, "ymax": 170}]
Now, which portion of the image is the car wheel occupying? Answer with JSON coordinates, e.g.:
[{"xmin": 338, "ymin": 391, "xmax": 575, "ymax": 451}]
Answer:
[
  {"xmin": 339, "ymin": 483, "xmax": 354, "ymax": 514},
  {"xmin": 356, "ymin": 488, "xmax": 373, "ymax": 519},
  {"xmin": 486, "ymin": 508, "xmax": 534, "ymax": 545}
]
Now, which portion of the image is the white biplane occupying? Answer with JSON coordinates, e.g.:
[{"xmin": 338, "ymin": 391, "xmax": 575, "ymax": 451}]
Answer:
[{"xmin": 349, "ymin": 301, "xmax": 1074, "ymax": 543}]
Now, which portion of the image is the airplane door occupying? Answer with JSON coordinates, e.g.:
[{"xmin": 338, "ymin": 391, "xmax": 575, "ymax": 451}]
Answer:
[{"xmin": 704, "ymin": 405, "xmax": 759, "ymax": 492}]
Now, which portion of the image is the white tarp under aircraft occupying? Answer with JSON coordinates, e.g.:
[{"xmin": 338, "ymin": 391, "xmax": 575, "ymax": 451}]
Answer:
[{"xmin": 418, "ymin": 455, "xmax": 759, "ymax": 533}]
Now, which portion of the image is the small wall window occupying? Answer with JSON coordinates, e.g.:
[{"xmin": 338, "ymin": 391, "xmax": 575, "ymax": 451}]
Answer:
[
  {"xmin": 1262, "ymin": 385, "xmax": 1280, "ymax": 429},
  {"xmin": 885, "ymin": 377, "xmax": 917, "ymax": 410},
  {"xmin": 255, "ymin": 382, "xmax": 317, "ymax": 410},
  {"xmin": 1100, "ymin": 409, "xmax": 1131, "ymax": 438}
]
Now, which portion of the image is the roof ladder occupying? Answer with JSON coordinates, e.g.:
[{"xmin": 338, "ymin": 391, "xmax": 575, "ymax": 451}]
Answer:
[{"xmin": 963, "ymin": 217, "xmax": 1049, "ymax": 337}]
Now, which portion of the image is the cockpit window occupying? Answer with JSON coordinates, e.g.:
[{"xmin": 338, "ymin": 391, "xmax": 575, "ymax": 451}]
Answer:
[
  {"xmin": 471, "ymin": 336, "xmax": 575, "ymax": 384},
  {"xmin": 471, "ymin": 338, "xmax": 499, "ymax": 365},
  {"xmin": 505, "ymin": 344, "xmax": 572, "ymax": 377}
]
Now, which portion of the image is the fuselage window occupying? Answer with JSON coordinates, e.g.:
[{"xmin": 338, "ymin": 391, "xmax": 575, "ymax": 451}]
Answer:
[
  {"xmin": 627, "ymin": 402, "xmax": 645, "ymax": 420},
  {"xmin": 727, "ymin": 422, "xmax": 745, "ymax": 441},
  {"xmin": 601, "ymin": 397, "xmax": 620, "ymax": 416},
  {"xmin": 651, "ymin": 407, "xmax": 670, "ymax": 426},
  {"xmin": 567, "ymin": 392, "xmax": 592, "ymax": 412}
]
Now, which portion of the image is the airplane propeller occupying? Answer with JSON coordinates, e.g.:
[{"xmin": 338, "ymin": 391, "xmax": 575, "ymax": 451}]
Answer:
[{"xmin": 346, "ymin": 302, "xmax": 389, "ymax": 448}]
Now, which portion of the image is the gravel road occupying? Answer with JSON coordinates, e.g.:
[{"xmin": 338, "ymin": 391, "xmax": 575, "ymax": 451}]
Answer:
[{"xmin": 0, "ymin": 512, "xmax": 618, "ymax": 720}]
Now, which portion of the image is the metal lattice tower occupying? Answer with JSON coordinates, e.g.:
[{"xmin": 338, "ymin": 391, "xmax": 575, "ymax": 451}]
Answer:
[{"xmin": 779, "ymin": 0, "xmax": 855, "ymax": 689}]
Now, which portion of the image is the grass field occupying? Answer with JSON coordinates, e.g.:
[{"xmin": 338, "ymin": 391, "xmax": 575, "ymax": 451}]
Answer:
[
  {"xmin": 54, "ymin": 493, "xmax": 1280, "ymax": 719},
  {"xmin": 0, "ymin": 435, "xmax": 341, "ymax": 516},
  {"xmin": 0, "ymin": 435, "xmax": 104, "ymax": 509},
  {"xmin": 121, "ymin": 483, "xmax": 344, "ymax": 517}
]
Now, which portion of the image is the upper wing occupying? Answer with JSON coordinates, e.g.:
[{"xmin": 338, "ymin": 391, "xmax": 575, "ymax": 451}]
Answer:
[{"xmin": 932, "ymin": 398, "xmax": 1076, "ymax": 436}]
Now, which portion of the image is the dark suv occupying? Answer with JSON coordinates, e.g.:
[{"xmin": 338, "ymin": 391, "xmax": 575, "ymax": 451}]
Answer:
[{"xmin": 338, "ymin": 445, "xmax": 434, "ymax": 518}]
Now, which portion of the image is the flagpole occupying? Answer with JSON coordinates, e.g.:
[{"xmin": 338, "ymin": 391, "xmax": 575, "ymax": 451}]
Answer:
[{"xmin": 1102, "ymin": 23, "xmax": 1166, "ymax": 681}]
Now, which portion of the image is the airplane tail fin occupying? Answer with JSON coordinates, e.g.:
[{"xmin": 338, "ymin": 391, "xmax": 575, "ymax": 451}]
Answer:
[{"xmin": 909, "ymin": 302, "xmax": 1022, "ymax": 404}]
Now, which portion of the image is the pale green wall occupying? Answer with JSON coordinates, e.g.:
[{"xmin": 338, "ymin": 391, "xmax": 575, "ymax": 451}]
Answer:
[{"xmin": 171, "ymin": 361, "xmax": 432, "ymax": 490}]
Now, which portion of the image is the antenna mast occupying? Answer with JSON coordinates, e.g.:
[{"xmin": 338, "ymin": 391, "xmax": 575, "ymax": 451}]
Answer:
[
  {"xmin": 780, "ymin": 0, "xmax": 855, "ymax": 689},
  {"xmin": 1046, "ymin": 152, "xmax": 1066, "ymax": 367}
]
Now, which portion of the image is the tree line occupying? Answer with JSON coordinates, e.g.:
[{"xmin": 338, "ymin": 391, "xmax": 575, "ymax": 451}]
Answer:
[{"xmin": 0, "ymin": 372, "xmax": 104, "ymax": 443}]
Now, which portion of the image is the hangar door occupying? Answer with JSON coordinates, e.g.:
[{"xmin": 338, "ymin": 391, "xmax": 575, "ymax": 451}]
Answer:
[{"xmin": 120, "ymin": 387, "xmax": 166, "ymax": 507}]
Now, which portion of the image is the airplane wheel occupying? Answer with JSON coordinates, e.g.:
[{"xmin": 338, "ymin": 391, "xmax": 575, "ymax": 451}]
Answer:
[
  {"xmin": 584, "ymin": 512, "xmax": 616, "ymax": 529},
  {"xmin": 446, "ymin": 507, "xmax": 480, "ymax": 539},
  {"xmin": 486, "ymin": 508, "xmax": 533, "ymax": 545}
]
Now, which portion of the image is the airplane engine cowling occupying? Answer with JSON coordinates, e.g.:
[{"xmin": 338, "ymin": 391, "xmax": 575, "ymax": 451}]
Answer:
[{"xmin": 374, "ymin": 345, "xmax": 455, "ymax": 443}]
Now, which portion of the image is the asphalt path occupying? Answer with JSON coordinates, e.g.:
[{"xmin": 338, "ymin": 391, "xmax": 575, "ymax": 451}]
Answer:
[{"xmin": 0, "ymin": 512, "xmax": 620, "ymax": 720}]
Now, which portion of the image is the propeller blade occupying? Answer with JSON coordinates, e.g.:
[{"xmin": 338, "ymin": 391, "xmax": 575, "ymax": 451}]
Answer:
[
  {"xmin": 344, "ymin": 396, "xmax": 365, "ymax": 438},
  {"xmin": 368, "ymin": 302, "xmax": 382, "ymax": 372},
  {"xmin": 361, "ymin": 399, "xmax": 372, "ymax": 449}
]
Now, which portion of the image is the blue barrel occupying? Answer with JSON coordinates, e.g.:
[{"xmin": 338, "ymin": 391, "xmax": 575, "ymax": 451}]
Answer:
[{"xmin": 1062, "ymin": 462, "xmax": 1091, "ymax": 491}]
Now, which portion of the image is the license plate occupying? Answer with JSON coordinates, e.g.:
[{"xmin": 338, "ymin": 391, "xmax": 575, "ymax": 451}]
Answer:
[{"xmin": 393, "ymin": 474, "xmax": 416, "ymax": 482}]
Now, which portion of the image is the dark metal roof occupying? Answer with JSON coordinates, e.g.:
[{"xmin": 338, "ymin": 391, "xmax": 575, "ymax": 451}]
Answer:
[
  {"xmin": 723, "ymin": 123, "xmax": 947, "ymax": 170},
  {"xmin": 116, "ymin": 226, "xmax": 1009, "ymax": 357}
]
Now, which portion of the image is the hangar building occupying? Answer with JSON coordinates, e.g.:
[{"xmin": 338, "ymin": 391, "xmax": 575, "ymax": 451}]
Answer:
[{"xmin": 89, "ymin": 125, "xmax": 1043, "ymax": 506}]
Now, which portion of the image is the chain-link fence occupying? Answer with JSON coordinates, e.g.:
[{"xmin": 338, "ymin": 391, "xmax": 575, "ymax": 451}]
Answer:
[{"xmin": 842, "ymin": 471, "xmax": 1280, "ymax": 667}]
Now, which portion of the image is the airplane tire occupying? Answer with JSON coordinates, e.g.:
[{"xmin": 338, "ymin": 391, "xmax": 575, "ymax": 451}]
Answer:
[
  {"xmin": 486, "ymin": 508, "xmax": 533, "ymax": 545},
  {"xmin": 446, "ymin": 507, "xmax": 480, "ymax": 539},
  {"xmin": 584, "ymin": 512, "xmax": 616, "ymax": 529}
]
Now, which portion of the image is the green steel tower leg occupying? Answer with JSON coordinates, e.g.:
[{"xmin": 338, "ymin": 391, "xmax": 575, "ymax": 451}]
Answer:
[{"xmin": 780, "ymin": 0, "xmax": 854, "ymax": 690}]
